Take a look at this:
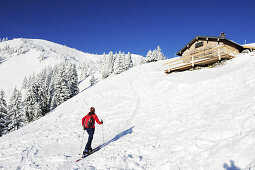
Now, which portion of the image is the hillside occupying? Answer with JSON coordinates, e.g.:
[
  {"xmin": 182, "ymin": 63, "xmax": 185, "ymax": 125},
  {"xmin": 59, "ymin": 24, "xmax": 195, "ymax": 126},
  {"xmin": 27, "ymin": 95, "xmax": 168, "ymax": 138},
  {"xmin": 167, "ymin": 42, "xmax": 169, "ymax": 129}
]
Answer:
[
  {"xmin": 1, "ymin": 51, "xmax": 255, "ymax": 169},
  {"xmin": 0, "ymin": 38, "xmax": 143, "ymax": 98}
]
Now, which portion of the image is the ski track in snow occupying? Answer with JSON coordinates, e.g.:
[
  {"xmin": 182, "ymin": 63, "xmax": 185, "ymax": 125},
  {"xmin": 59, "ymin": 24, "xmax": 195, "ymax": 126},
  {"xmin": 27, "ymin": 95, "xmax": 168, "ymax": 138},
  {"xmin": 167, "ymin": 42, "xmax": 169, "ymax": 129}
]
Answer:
[{"xmin": 1, "ymin": 52, "xmax": 255, "ymax": 169}]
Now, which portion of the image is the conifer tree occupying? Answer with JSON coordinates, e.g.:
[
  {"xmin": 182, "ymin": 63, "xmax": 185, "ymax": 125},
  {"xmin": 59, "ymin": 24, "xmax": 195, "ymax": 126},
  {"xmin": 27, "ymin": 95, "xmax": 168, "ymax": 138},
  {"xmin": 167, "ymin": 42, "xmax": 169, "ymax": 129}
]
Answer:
[
  {"xmin": 125, "ymin": 52, "xmax": 133, "ymax": 70},
  {"xmin": 24, "ymin": 84, "xmax": 40, "ymax": 122},
  {"xmin": 99, "ymin": 53, "xmax": 107, "ymax": 74},
  {"xmin": 8, "ymin": 88, "xmax": 25, "ymax": 131},
  {"xmin": 145, "ymin": 50, "xmax": 153, "ymax": 63},
  {"xmin": 155, "ymin": 46, "xmax": 166, "ymax": 61},
  {"xmin": 145, "ymin": 46, "xmax": 166, "ymax": 63},
  {"xmin": 80, "ymin": 63, "xmax": 90, "ymax": 80},
  {"xmin": 68, "ymin": 64, "xmax": 79, "ymax": 97},
  {"xmin": 113, "ymin": 52, "xmax": 125, "ymax": 74},
  {"xmin": 22, "ymin": 76, "xmax": 28, "ymax": 89},
  {"xmin": 100, "ymin": 51, "xmax": 115, "ymax": 79},
  {"xmin": 108, "ymin": 51, "xmax": 114, "ymax": 74},
  {"xmin": 90, "ymin": 74, "xmax": 96, "ymax": 86},
  {"xmin": 0, "ymin": 90, "xmax": 9, "ymax": 136},
  {"xmin": 50, "ymin": 63, "xmax": 71, "ymax": 110},
  {"xmin": 100, "ymin": 53, "xmax": 108, "ymax": 79}
]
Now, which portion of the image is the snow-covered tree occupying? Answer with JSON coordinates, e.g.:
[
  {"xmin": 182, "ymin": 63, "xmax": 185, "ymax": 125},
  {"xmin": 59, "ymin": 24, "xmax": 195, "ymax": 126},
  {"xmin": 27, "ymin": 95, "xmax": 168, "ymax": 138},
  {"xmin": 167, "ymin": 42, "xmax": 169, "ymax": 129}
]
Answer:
[
  {"xmin": 22, "ymin": 62, "xmax": 79, "ymax": 122},
  {"xmin": 124, "ymin": 52, "xmax": 133, "ymax": 70},
  {"xmin": 113, "ymin": 52, "xmax": 125, "ymax": 74},
  {"xmin": 99, "ymin": 53, "xmax": 108, "ymax": 76},
  {"xmin": 38, "ymin": 53, "xmax": 46, "ymax": 61},
  {"xmin": 155, "ymin": 46, "xmax": 166, "ymax": 61},
  {"xmin": 24, "ymin": 84, "xmax": 41, "ymax": 122},
  {"xmin": 145, "ymin": 46, "xmax": 166, "ymax": 63},
  {"xmin": 100, "ymin": 51, "xmax": 115, "ymax": 79},
  {"xmin": 68, "ymin": 64, "xmax": 79, "ymax": 97},
  {"xmin": 8, "ymin": 88, "xmax": 25, "ymax": 131},
  {"xmin": 80, "ymin": 63, "xmax": 90, "ymax": 80},
  {"xmin": 108, "ymin": 51, "xmax": 114, "ymax": 73},
  {"xmin": 22, "ymin": 76, "xmax": 28, "ymax": 89},
  {"xmin": 145, "ymin": 50, "xmax": 153, "ymax": 63},
  {"xmin": 50, "ymin": 63, "xmax": 72, "ymax": 110},
  {"xmin": 90, "ymin": 74, "xmax": 96, "ymax": 86},
  {"xmin": 0, "ymin": 90, "xmax": 9, "ymax": 136}
]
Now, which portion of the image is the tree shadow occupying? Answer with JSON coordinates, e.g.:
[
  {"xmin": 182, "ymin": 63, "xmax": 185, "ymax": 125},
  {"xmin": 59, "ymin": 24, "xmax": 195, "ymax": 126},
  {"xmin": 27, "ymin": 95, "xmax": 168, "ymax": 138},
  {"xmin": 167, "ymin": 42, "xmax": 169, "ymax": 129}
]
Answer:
[
  {"xmin": 100, "ymin": 126, "xmax": 135, "ymax": 149},
  {"xmin": 79, "ymin": 78, "xmax": 99, "ymax": 93},
  {"xmin": 223, "ymin": 160, "xmax": 241, "ymax": 170}
]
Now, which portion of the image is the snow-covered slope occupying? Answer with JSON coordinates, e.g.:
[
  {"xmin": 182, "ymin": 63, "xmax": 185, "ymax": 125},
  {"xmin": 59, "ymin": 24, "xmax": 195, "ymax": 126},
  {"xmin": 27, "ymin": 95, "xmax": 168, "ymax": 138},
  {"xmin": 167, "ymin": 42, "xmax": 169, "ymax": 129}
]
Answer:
[
  {"xmin": 1, "ymin": 51, "xmax": 255, "ymax": 169},
  {"xmin": 0, "ymin": 38, "xmax": 143, "ymax": 98}
]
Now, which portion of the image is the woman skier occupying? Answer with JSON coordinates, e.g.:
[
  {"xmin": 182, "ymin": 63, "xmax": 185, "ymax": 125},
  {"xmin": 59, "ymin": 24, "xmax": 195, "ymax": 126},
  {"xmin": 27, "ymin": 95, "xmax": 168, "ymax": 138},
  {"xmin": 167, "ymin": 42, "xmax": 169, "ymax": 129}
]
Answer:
[{"xmin": 82, "ymin": 107, "xmax": 103, "ymax": 155}]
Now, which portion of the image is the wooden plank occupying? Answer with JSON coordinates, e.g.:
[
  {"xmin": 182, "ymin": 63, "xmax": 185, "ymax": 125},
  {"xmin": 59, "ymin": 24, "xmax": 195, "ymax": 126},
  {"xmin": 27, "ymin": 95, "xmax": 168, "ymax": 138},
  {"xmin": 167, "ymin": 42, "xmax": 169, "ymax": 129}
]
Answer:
[
  {"xmin": 163, "ymin": 57, "xmax": 185, "ymax": 65},
  {"xmin": 164, "ymin": 45, "xmax": 225, "ymax": 65},
  {"xmin": 165, "ymin": 63, "xmax": 192, "ymax": 73},
  {"xmin": 194, "ymin": 57, "xmax": 219, "ymax": 66},
  {"xmin": 184, "ymin": 45, "xmax": 225, "ymax": 60},
  {"xmin": 166, "ymin": 50, "xmax": 217, "ymax": 68}
]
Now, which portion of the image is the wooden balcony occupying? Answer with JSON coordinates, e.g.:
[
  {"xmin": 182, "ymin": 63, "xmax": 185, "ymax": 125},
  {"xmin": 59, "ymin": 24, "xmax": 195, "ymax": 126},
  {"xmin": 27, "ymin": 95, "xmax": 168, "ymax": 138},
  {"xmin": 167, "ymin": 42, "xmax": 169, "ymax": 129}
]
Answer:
[{"xmin": 164, "ymin": 45, "xmax": 237, "ymax": 74}]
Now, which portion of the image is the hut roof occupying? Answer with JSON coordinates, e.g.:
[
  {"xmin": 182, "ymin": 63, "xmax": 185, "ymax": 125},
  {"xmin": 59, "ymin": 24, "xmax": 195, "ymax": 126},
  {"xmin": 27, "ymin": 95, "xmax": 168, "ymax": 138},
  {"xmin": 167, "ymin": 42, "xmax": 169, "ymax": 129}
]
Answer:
[{"xmin": 176, "ymin": 36, "xmax": 244, "ymax": 56}]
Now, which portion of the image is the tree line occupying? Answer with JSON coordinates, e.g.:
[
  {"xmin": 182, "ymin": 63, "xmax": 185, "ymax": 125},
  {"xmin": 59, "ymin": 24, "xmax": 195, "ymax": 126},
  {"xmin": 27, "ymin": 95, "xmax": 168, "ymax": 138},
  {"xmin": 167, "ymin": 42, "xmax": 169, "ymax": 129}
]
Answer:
[
  {"xmin": 0, "ymin": 62, "xmax": 79, "ymax": 137},
  {"xmin": 99, "ymin": 46, "xmax": 165, "ymax": 79}
]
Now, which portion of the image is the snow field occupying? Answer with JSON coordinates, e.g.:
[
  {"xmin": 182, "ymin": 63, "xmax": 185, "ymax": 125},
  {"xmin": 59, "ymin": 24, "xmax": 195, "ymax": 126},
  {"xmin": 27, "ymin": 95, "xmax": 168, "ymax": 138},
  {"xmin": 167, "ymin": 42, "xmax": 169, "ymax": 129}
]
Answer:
[{"xmin": 1, "ymin": 52, "xmax": 255, "ymax": 169}]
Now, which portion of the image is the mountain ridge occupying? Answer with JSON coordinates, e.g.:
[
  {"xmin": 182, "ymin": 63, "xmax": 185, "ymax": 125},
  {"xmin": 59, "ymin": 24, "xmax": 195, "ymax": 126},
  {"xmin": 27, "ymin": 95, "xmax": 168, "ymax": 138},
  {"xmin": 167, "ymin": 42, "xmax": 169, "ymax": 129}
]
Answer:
[{"xmin": 0, "ymin": 38, "xmax": 143, "ymax": 98}]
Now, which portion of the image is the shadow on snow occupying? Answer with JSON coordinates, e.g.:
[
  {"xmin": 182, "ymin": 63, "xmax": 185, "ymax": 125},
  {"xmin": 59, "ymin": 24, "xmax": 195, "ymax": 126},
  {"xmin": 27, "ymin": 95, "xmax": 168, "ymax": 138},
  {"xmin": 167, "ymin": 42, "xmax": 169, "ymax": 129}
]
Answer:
[
  {"xmin": 223, "ymin": 160, "xmax": 241, "ymax": 170},
  {"xmin": 79, "ymin": 126, "xmax": 134, "ymax": 160},
  {"xmin": 100, "ymin": 126, "xmax": 135, "ymax": 149}
]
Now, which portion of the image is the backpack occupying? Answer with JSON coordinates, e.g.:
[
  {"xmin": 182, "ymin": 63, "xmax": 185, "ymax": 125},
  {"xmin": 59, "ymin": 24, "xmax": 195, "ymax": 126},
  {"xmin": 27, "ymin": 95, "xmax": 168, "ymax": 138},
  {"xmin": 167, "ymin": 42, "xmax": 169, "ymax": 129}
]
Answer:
[{"xmin": 85, "ymin": 114, "xmax": 94, "ymax": 128}]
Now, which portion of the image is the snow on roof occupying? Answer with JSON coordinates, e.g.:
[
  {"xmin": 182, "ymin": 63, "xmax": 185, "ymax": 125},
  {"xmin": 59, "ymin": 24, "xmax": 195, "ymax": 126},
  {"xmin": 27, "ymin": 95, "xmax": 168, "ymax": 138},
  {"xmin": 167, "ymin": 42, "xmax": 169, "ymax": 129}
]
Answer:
[{"xmin": 243, "ymin": 43, "xmax": 255, "ymax": 48}]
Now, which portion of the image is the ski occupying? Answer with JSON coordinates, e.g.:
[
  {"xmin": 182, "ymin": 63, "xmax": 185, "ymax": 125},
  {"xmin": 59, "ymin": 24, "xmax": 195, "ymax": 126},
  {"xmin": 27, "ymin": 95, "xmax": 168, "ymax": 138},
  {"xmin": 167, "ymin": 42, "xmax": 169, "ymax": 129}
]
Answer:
[{"xmin": 76, "ymin": 145, "xmax": 102, "ymax": 162}]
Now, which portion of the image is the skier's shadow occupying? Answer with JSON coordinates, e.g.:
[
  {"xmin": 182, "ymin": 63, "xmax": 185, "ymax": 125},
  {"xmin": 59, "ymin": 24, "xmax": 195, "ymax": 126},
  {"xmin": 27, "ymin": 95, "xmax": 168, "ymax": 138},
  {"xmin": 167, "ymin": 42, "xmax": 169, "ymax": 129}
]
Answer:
[
  {"xmin": 223, "ymin": 160, "xmax": 241, "ymax": 170},
  {"xmin": 99, "ymin": 126, "xmax": 135, "ymax": 149}
]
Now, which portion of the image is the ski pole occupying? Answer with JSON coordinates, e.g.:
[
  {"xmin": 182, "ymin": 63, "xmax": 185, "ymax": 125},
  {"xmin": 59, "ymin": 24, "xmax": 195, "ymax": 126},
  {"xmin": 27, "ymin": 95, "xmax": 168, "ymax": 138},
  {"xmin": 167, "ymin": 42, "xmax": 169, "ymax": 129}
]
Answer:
[
  {"xmin": 80, "ymin": 129, "xmax": 85, "ymax": 155},
  {"xmin": 102, "ymin": 123, "xmax": 105, "ymax": 144}
]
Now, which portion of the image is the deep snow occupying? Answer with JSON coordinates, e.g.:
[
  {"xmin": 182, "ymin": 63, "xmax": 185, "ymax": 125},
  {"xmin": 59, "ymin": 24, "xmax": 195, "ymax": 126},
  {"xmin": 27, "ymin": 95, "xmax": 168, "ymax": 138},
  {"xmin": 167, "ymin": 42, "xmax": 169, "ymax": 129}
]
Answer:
[{"xmin": 1, "ymin": 50, "xmax": 255, "ymax": 169}]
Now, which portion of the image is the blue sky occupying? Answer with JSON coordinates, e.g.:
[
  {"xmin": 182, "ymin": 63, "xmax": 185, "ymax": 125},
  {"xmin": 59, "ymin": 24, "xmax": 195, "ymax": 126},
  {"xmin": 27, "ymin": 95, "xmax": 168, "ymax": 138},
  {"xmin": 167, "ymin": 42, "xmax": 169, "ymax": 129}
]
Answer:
[{"xmin": 0, "ymin": 0, "xmax": 254, "ymax": 58}]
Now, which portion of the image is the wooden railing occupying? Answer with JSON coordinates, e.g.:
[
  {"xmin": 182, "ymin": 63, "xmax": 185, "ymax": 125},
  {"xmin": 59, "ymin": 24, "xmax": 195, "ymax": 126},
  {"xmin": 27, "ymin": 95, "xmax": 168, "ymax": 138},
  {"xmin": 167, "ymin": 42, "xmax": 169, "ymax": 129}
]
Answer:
[{"xmin": 164, "ymin": 45, "xmax": 238, "ymax": 73}]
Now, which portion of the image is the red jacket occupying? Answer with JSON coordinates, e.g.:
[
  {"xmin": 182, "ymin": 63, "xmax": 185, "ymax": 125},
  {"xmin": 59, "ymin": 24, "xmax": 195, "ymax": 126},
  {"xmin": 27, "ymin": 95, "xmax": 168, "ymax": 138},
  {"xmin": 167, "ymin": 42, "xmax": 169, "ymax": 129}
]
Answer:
[{"xmin": 82, "ymin": 113, "xmax": 102, "ymax": 128}]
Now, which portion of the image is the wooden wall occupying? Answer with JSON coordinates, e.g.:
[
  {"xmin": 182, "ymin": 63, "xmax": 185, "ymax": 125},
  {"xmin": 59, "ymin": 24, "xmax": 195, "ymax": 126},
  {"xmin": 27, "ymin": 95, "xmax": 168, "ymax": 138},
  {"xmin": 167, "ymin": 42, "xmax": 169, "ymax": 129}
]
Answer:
[{"xmin": 181, "ymin": 40, "xmax": 239, "ymax": 63}]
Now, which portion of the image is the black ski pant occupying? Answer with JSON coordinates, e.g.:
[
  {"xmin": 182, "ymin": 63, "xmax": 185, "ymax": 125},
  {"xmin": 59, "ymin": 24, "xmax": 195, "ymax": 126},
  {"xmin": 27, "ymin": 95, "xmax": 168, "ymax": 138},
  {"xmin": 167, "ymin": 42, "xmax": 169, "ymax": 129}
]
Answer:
[{"xmin": 85, "ymin": 128, "xmax": 95, "ymax": 151}]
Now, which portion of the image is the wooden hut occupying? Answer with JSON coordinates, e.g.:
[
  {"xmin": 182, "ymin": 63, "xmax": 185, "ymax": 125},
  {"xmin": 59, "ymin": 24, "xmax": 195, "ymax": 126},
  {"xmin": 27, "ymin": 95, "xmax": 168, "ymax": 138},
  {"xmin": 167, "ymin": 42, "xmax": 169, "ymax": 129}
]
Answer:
[{"xmin": 164, "ymin": 33, "xmax": 249, "ymax": 73}]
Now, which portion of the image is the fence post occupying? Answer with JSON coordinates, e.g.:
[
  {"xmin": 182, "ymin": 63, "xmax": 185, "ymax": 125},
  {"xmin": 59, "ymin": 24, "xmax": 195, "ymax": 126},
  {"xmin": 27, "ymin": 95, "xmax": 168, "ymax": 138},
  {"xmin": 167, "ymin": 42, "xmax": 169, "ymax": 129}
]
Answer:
[{"xmin": 218, "ymin": 47, "xmax": 221, "ymax": 60}]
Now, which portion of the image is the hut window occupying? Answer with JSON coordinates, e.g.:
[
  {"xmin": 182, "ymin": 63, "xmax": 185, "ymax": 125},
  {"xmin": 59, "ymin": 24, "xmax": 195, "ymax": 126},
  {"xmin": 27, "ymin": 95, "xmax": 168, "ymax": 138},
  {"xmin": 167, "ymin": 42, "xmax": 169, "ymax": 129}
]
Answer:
[{"xmin": 195, "ymin": 42, "xmax": 203, "ymax": 48}]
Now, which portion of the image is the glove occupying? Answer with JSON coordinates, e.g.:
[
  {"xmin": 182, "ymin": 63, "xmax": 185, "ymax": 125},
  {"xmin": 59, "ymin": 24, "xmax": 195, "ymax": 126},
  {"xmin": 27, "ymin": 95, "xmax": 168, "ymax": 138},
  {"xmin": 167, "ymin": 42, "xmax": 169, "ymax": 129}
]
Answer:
[
  {"xmin": 101, "ymin": 119, "xmax": 103, "ymax": 124},
  {"xmin": 83, "ymin": 126, "xmax": 86, "ymax": 130}
]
